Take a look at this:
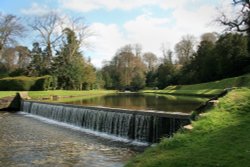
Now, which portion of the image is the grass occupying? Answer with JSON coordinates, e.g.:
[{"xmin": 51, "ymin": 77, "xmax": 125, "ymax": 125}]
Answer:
[
  {"xmin": 0, "ymin": 91, "xmax": 17, "ymax": 98},
  {"xmin": 126, "ymin": 88, "xmax": 250, "ymax": 167},
  {"xmin": 27, "ymin": 90, "xmax": 115, "ymax": 99},
  {"xmin": 144, "ymin": 93, "xmax": 208, "ymax": 103},
  {"xmin": 49, "ymin": 93, "xmax": 113, "ymax": 103},
  {"xmin": 168, "ymin": 74, "xmax": 250, "ymax": 90},
  {"xmin": 0, "ymin": 90, "xmax": 116, "ymax": 99},
  {"xmin": 143, "ymin": 89, "xmax": 222, "ymax": 97},
  {"xmin": 143, "ymin": 74, "xmax": 250, "ymax": 97}
]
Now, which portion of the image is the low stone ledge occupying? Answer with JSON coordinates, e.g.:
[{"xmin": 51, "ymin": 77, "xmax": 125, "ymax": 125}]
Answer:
[
  {"xmin": 0, "ymin": 97, "xmax": 14, "ymax": 110},
  {"xmin": 22, "ymin": 100, "xmax": 191, "ymax": 119},
  {"xmin": 183, "ymin": 124, "xmax": 193, "ymax": 130},
  {"xmin": 19, "ymin": 92, "xmax": 31, "ymax": 100}
]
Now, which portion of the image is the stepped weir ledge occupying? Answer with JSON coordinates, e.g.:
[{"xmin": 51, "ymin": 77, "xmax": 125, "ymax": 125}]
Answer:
[{"xmin": 21, "ymin": 100, "xmax": 191, "ymax": 143}]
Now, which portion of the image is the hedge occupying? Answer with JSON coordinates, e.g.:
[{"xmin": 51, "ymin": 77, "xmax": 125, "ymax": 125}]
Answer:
[{"xmin": 0, "ymin": 75, "xmax": 55, "ymax": 91}]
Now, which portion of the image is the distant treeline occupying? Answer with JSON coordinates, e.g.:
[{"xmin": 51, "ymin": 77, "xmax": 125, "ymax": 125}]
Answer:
[
  {"xmin": 1, "ymin": 10, "xmax": 250, "ymax": 91},
  {"xmin": 101, "ymin": 33, "xmax": 250, "ymax": 90}
]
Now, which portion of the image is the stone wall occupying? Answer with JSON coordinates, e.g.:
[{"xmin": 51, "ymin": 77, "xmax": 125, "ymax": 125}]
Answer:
[{"xmin": 0, "ymin": 94, "xmax": 21, "ymax": 111}]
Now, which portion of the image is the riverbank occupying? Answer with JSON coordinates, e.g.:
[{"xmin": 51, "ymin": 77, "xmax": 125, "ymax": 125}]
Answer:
[
  {"xmin": 143, "ymin": 74, "xmax": 250, "ymax": 97},
  {"xmin": 0, "ymin": 90, "xmax": 115, "ymax": 100},
  {"xmin": 126, "ymin": 88, "xmax": 250, "ymax": 167}
]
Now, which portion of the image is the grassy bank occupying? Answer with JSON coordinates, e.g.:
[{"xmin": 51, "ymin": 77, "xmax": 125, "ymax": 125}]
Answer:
[
  {"xmin": 28, "ymin": 90, "xmax": 115, "ymax": 99},
  {"xmin": 127, "ymin": 88, "xmax": 250, "ymax": 167},
  {"xmin": 143, "ymin": 89, "xmax": 222, "ymax": 97},
  {"xmin": 0, "ymin": 91, "xmax": 17, "ymax": 98},
  {"xmin": 0, "ymin": 90, "xmax": 115, "ymax": 99},
  {"xmin": 144, "ymin": 74, "xmax": 250, "ymax": 97}
]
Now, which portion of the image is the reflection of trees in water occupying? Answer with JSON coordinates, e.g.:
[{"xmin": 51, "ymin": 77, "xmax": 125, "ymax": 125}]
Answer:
[{"xmin": 68, "ymin": 94, "xmax": 202, "ymax": 113}]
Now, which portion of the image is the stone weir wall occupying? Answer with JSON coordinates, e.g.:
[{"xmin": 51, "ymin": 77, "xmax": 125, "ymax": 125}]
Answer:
[
  {"xmin": 0, "ymin": 97, "xmax": 15, "ymax": 110},
  {"xmin": 21, "ymin": 100, "xmax": 191, "ymax": 143},
  {"xmin": 0, "ymin": 94, "xmax": 21, "ymax": 111}
]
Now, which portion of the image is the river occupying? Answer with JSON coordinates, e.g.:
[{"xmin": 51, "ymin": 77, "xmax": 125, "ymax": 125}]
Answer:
[
  {"xmin": 0, "ymin": 111, "xmax": 143, "ymax": 167},
  {"xmin": 58, "ymin": 93, "xmax": 206, "ymax": 113}
]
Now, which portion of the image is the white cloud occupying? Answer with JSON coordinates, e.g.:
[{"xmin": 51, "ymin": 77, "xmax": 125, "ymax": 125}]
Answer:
[
  {"xmin": 173, "ymin": 5, "xmax": 220, "ymax": 36},
  {"xmin": 87, "ymin": 3, "xmax": 223, "ymax": 67},
  {"xmin": 159, "ymin": 0, "xmax": 191, "ymax": 9},
  {"xmin": 21, "ymin": 3, "xmax": 52, "ymax": 16},
  {"xmin": 125, "ymin": 4, "xmax": 221, "ymax": 52},
  {"xmin": 59, "ymin": 0, "xmax": 156, "ymax": 12},
  {"xmin": 59, "ymin": 0, "xmax": 203, "ymax": 12},
  {"xmin": 124, "ymin": 13, "xmax": 174, "ymax": 53},
  {"xmin": 87, "ymin": 23, "xmax": 128, "ymax": 67}
]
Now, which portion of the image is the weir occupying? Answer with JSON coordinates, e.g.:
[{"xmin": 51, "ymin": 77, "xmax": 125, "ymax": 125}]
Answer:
[{"xmin": 21, "ymin": 100, "xmax": 191, "ymax": 143}]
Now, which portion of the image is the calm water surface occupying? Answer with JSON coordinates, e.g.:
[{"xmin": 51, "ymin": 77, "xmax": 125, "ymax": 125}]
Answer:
[
  {"xmin": 0, "ymin": 112, "xmax": 142, "ymax": 167},
  {"xmin": 61, "ymin": 93, "xmax": 206, "ymax": 113}
]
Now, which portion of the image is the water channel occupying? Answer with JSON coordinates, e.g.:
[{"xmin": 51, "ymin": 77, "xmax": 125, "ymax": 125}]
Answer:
[{"xmin": 58, "ymin": 93, "xmax": 206, "ymax": 113}]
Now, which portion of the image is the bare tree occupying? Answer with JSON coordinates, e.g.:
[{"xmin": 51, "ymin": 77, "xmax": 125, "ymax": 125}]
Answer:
[
  {"xmin": 29, "ymin": 12, "xmax": 91, "ymax": 71},
  {"xmin": 59, "ymin": 16, "xmax": 91, "ymax": 55},
  {"xmin": 113, "ymin": 44, "xmax": 146, "ymax": 88},
  {"xmin": 218, "ymin": 0, "xmax": 250, "ymax": 33},
  {"xmin": 143, "ymin": 52, "xmax": 158, "ymax": 71},
  {"xmin": 161, "ymin": 44, "xmax": 173, "ymax": 64},
  {"xmin": 1, "ymin": 45, "xmax": 30, "ymax": 71},
  {"xmin": 134, "ymin": 43, "xmax": 142, "ymax": 56},
  {"xmin": 0, "ymin": 13, "xmax": 25, "ymax": 57},
  {"xmin": 29, "ymin": 12, "xmax": 62, "ymax": 60},
  {"xmin": 30, "ymin": 12, "xmax": 91, "ymax": 57},
  {"xmin": 15, "ymin": 46, "xmax": 31, "ymax": 69},
  {"xmin": 174, "ymin": 35, "xmax": 196, "ymax": 65}
]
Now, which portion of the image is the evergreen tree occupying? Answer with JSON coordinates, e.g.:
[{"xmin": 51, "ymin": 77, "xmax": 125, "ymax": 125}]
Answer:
[
  {"xmin": 52, "ymin": 28, "xmax": 96, "ymax": 90},
  {"xmin": 27, "ymin": 42, "xmax": 43, "ymax": 76}
]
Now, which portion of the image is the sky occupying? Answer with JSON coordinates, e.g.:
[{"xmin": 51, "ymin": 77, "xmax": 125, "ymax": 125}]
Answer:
[{"xmin": 0, "ymin": 0, "xmax": 228, "ymax": 67}]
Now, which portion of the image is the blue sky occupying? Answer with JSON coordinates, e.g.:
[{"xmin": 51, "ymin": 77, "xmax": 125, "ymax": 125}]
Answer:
[{"xmin": 1, "ymin": 0, "xmax": 226, "ymax": 67}]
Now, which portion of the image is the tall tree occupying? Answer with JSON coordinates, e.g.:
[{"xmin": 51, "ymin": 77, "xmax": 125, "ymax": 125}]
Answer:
[
  {"xmin": 156, "ymin": 48, "xmax": 177, "ymax": 89},
  {"xmin": 29, "ymin": 12, "xmax": 62, "ymax": 68},
  {"xmin": 192, "ymin": 40, "xmax": 217, "ymax": 82},
  {"xmin": 102, "ymin": 44, "xmax": 147, "ymax": 90},
  {"xmin": 0, "ymin": 13, "xmax": 25, "ymax": 58},
  {"xmin": 175, "ymin": 35, "xmax": 196, "ymax": 65},
  {"xmin": 143, "ymin": 52, "xmax": 158, "ymax": 72},
  {"xmin": 0, "ymin": 45, "xmax": 30, "ymax": 75},
  {"xmin": 52, "ymin": 28, "xmax": 95, "ymax": 90},
  {"xmin": 143, "ymin": 52, "xmax": 158, "ymax": 88},
  {"xmin": 27, "ymin": 42, "xmax": 45, "ymax": 76},
  {"xmin": 215, "ymin": 33, "xmax": 249, "ymax": 78}
]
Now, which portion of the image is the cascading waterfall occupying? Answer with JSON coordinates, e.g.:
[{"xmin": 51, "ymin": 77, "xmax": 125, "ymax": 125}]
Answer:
[{"xmin": 21, "ymin": 101, "xmax": 190, "ymax": 143}]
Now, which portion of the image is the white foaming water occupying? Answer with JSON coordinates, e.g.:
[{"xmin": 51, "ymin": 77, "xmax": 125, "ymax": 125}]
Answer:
[{"xmin": 18, "ymin": 112, "xmax": 149, "ymax": 146}]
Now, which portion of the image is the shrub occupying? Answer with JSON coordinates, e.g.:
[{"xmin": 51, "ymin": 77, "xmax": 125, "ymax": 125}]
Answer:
[
  {"xmin": 0, "ymin": 75, "xmax": 55, "ymax": 91},
  {"xmin": 31, "ymin": 75, "xmax": 55, "ymax": 90}
]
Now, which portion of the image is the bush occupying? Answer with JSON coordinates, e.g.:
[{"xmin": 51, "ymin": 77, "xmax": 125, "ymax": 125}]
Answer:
[
  {"xmin": 0, "ymin": 75, "xmax": 55, "ymax": 91},
  {"xmin": 31, "ymin": 75, "xmax": 55, "ymax": 90}
]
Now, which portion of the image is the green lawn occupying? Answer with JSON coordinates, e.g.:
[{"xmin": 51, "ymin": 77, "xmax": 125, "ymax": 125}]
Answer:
[
  {"xmin": 167, "ymin": 74, "xmax": 250, "ymax": 90},
  {"xmin": 143, "ymin": 74, "xmax": 250, "ymax": 97},
  {"xmin": 143, "ymin": 93, "xmax": 208, "ymax": 103},
  {"xmin": 0, "ymin": 90, "xmax": 115, "ymax": 99},
  {"xmin": 27, "ymin": 90, "xmax": 115, "ymax": 99},
  {"xmin": 0, "ymin": 91, "xmax": 17, "ymax": 98},
  {"xmin": 143, "ymin": 89, "xmax": 222, "ymax": 97},
  {"xmin": 126, "ymin": 88, "xmax": 250, "ymax": 167}
]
